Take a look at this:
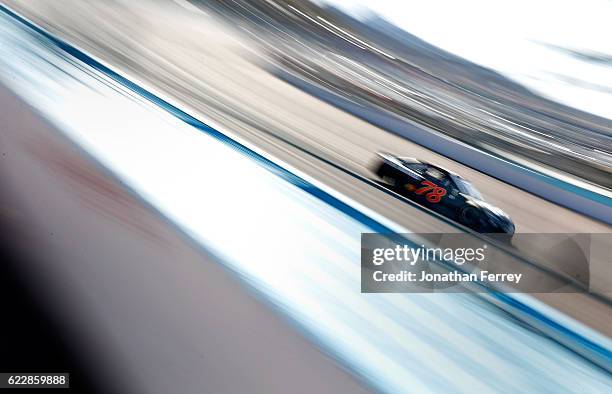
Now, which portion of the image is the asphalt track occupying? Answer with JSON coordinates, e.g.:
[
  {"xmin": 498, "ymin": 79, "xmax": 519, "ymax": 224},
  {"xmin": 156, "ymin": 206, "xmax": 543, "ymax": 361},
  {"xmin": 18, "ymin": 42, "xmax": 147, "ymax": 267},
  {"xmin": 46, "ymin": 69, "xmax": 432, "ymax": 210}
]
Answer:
[
  {"xmin": 5, "ymin": 0, "xmax": 608, "ymax": 232},
  {"xmin": 2, "ymin": 0, "xmax": 611, "ymax": 335},
  {"xmin": 1, "ymin": 3, "xmax": 611, "ymax": 391},
  {"xmin": 0, "ymin": 86, "xmax": 374, "ymax": 394}
]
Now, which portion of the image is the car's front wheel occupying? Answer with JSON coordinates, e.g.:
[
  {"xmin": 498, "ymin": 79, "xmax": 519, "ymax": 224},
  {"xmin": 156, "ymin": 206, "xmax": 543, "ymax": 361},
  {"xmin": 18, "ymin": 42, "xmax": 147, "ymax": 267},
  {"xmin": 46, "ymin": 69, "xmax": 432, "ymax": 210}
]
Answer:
[{"xmin": 459, "ymin": 206, "xmax": 486, "ymax": 232}]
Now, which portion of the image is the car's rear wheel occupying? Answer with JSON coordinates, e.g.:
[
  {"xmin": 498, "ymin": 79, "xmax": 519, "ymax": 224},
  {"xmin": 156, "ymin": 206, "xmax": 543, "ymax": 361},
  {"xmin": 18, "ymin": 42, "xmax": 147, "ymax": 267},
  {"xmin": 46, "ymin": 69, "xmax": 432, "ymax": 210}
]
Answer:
[
  {"xmin": 375, "ymin": 162, "xmax": 393, "ymax": 178},
  {"xmin": 375, "ymin": 162, "xmax": 398, "ymax": 186}
]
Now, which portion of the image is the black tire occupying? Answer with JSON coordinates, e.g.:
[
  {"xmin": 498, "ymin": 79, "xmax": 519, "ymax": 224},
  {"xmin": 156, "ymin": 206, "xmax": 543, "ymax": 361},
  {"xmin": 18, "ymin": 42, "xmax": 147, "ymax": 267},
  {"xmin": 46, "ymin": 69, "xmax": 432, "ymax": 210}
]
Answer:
[
  {"xmin": 459, "ymin": 206, "xmax": 485, "ymax": 231},
  {"xmin": 375, "ymin": 162, "xmax": 393, "ymax": 178},
  {"xmin": 375, "ymin": 163, "xmax": 398, "ymax": 187}
]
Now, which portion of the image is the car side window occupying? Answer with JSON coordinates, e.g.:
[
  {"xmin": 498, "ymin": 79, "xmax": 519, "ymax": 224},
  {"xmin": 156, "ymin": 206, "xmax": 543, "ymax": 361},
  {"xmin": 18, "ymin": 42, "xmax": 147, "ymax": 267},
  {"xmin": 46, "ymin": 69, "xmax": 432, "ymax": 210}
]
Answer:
[
  {"xmin": 425, "ymin": 168, "xmax": 457, "ymax": 190},
  {"xmin": 425, "ymin": 167, "xmax": 445, "ymax": 181},
  {"xmin": 406, "ymin": 163, "xmax": 428, "ymax": 174}
]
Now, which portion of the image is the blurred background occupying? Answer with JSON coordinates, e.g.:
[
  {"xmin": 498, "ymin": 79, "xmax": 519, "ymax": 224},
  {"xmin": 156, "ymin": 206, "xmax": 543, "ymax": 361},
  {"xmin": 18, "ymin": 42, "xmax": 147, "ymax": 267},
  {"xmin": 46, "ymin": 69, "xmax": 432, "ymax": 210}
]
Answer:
[
  {"xmin": 214, "ymin": 0, "xmax": 612, "ymax": 187},
  {"xmin": 0, "ymin": 1, "xmax": 610, "ymax": 393}
]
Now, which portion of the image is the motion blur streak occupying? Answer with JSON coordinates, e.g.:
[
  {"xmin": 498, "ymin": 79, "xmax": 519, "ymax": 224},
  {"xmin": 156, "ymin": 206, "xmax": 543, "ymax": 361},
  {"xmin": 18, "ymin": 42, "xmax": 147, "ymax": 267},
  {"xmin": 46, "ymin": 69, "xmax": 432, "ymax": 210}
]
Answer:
[
  {"xmin": 1, "ymin": 6, "xmax": 610, "ymax": 394},
  {"xmin": 213, "ymin": 0, "xmax": 612, "ymax": 222},
  {"xmin": 221, "ymin": 0, "xmax": 612, "ymax": 188},
  {"xmin": 5, "ymin": 0, "xmax": 609, "ymax": 235}
]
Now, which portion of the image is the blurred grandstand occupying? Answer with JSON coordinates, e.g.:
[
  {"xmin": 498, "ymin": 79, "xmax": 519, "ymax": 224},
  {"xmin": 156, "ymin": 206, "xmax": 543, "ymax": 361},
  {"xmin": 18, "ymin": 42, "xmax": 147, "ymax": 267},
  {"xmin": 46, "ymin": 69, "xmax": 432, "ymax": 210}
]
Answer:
[{"xmin": 204, "ymin": 0, "xmax": 612, "ymax": 190}]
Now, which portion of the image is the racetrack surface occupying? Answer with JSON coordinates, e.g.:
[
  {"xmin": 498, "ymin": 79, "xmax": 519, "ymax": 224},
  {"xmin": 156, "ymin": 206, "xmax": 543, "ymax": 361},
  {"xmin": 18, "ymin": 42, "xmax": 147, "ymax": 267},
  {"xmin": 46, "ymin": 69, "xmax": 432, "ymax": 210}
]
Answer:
[
  {"xmin": 5, "ymin": 0, "xmax": 608, "ymax": 234},
  {"xmin": 0, "ymin": 85, "xmax": 375, "ymax": 394},
  {"xmin": 3, "ymin": 0, "xmax": 611, "ymax": 335}
]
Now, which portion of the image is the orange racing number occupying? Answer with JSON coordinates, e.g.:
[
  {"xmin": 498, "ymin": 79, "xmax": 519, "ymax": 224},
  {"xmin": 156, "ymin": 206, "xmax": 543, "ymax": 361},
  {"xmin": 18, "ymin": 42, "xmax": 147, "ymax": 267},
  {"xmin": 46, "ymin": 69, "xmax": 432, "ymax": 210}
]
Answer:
[{"xmin": 414, "ymin": 180, "xmax": 447, "ymax": 203}]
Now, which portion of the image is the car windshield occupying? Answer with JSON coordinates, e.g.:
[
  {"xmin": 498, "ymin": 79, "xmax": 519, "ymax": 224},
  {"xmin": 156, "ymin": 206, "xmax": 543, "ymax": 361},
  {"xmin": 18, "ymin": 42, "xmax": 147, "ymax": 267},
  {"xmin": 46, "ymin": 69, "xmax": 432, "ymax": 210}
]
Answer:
[{"xmin": 452, "ymin": 176, "xmax": 483, "ymax": 199}]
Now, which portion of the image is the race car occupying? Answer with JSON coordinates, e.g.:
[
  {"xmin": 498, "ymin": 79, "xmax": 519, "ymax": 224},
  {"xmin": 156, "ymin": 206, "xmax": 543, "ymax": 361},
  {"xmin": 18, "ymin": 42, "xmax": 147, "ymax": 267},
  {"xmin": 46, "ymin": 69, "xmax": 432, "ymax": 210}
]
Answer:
[{"xmin": 374, "ymin": 152, "xmax": 515, "ymax": 235}]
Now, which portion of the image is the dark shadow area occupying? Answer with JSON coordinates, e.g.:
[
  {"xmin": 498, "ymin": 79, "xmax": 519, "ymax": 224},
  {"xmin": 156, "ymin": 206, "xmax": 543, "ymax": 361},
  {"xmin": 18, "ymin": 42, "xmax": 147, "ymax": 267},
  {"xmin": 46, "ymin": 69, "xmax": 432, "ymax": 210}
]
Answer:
[{"xmin": 0, "ymin": 226, "xmax": 100, "ymax": 393}]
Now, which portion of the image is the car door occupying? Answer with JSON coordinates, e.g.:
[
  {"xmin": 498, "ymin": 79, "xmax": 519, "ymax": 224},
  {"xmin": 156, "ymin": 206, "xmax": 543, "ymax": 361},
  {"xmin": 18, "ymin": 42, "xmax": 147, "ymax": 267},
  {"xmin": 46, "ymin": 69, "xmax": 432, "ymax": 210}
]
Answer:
[{"xmin": 410, "ymin": 168, "xmax": 452, "ymax": 214}]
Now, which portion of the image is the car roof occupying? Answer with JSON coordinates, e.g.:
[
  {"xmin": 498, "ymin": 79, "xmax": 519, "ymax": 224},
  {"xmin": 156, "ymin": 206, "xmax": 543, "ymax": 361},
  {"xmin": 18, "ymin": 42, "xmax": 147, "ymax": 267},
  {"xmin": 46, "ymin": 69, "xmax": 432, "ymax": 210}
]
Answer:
[{"xmin": 398, "ymin": 157, "xmax": 461, "ymax": 178}]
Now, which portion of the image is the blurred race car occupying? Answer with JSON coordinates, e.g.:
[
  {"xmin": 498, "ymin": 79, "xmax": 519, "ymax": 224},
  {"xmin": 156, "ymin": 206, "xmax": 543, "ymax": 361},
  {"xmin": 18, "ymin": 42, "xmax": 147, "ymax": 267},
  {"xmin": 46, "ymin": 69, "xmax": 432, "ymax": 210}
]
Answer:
[{"xmin": 374, "ymin": 152, "xmax": 515, "ymax": 235}]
